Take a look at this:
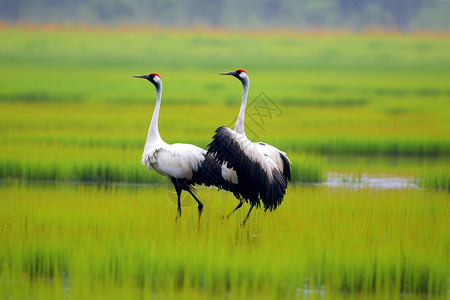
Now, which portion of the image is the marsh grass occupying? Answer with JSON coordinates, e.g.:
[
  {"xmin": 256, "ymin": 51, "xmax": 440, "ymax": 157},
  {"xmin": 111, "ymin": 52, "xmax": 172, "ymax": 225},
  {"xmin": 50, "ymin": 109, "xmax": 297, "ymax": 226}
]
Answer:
[
  {"xmin": 0, "ymin": 147, "xmax": 325, "ymax": 184},
  {"xmin": 0, "ymin": 99, "xmax": 448, "ymax": 184},
  {"xmin": 0, "ymin": 182, "xmax": 448, "ymax": 298},
  {"xmin": 1, "ymin": 28, "xmax": 449, "ymax": 153},
  {"xmin": 1, "ymin": 29, "xmax": 449, "ymax": 186},
  {"xmin": 0, "ymin": 28, "xmax": 449, "ymax": 299},
  {"xmin": 289, "ymin": 153, "xmax": 326, "ymax": 182},
  {"xmin": 418, "ymin": 164, "xmax": 450, "ymax": 190}
]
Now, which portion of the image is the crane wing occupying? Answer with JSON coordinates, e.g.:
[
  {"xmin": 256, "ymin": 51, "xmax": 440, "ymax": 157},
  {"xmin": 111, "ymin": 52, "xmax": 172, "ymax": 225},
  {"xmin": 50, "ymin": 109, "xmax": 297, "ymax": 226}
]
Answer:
[
  {"xmin": 207, "ymin": 126, "xmax": 287, "ymax": 211},
  {"xmin": 255, "ymin": 142, "xmax": 291, "ymax": 182},
  {"xmin": 208, "ymin": 127, "xmax": 271, "ymax": 180},
  {"xmin": 142, "ymin": 143, "xmax": 206, "ymax": 179}
]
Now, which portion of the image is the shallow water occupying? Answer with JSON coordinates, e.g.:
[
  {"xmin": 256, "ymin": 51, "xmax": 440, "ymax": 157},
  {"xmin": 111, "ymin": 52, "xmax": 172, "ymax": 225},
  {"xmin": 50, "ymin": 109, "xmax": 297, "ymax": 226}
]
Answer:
[
  {"xmin": 320, "ymin": 172, "xmax": 417, "ymax": 189},
  {"xmin": 113, "ymin": 173, "xmax": 418, "ymax": 190}
]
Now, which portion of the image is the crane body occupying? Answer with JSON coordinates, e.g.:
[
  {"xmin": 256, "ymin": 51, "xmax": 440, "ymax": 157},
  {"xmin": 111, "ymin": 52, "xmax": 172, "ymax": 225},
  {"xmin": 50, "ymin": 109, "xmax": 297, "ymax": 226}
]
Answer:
[
  {"xmin": 135, "ymin": 73, "xmax": 237, "ymax": 220},
  {"xmin": 207, "ymin": 69, "xmax": 291, "ymax": 224}
]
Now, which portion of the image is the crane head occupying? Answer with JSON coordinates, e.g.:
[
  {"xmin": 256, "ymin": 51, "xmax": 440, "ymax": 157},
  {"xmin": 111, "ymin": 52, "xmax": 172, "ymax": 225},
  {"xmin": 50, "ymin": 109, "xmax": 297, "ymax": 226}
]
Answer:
[
  {"xmin": 133, "ymin": 73, "xmax": 162, "ymax": 87},
  {"xmin": 220, "ymin": 69, "xmax": 249, "ymax": 84},
  {"xmin": 220, "ymin": 69, "xmax": 247, "ymax": 78}
]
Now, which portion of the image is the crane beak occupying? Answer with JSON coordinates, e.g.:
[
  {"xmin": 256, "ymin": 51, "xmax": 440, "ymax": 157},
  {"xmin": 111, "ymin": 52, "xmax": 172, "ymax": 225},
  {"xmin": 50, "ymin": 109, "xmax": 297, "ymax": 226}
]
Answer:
[
  {"xmin": 219, "ymin": 71, "xmax": 236, "ymax": 76},
  {"xmin": 133, "ymin": 74, "xmax": 150, "ymax": 79}
]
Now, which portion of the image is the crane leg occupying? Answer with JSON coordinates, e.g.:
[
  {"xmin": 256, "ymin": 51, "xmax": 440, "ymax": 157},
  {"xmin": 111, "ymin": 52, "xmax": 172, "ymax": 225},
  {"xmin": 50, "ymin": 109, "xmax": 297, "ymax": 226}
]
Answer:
[
  {"xmin": 226, "ymin": 201, "xmax": 243, "ymax": 219},
  {"xmin": 242, "ymin": 204, "xmax": 255, "ymax": 226},
  {"xmin": 172, "ymin": 182, "xmax": 182, "ymax": 221},
  {"xmin": 187, "ymin": 189, "xmax": 203, "ymax": 222}
]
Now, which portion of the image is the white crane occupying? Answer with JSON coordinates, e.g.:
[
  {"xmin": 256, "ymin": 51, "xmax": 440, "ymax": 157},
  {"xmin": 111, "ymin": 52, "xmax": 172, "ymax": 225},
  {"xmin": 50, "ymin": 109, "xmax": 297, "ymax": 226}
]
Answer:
[
  {"xmin": 207, "ymin": 69, "xmax": 291, "ymax": 224},
  {"xmin": 134, "ymin": 73, "xmax": 238, "ymax": 221}
]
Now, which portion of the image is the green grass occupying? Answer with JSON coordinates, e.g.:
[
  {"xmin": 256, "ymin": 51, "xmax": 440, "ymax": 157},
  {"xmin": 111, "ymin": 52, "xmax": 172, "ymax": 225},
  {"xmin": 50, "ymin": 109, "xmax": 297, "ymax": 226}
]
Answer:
[
  {"xmin": 0, "ymin": 150, "xmax": 325, "ymax": 184},
  {"xmin": 0, "ymin": 182, "xmax": 448, "ymax": 299},
  {"xmin": 417, "ymin": 164, "xmax": 450, "ymax": 190},
  {"xmin": 1, "ymin": 28, "xmax": 449, "ymax": 183},
  {"xmin": 0, "ymin": 28, "xmax": 449, "ymax": 162},
  {"xmin": 1, "ymin": 97, "xmax": 447, "ymax": 183},
  {"xmin": 0, "ymin": 27, "xmax": 449, "ymax": 298}
]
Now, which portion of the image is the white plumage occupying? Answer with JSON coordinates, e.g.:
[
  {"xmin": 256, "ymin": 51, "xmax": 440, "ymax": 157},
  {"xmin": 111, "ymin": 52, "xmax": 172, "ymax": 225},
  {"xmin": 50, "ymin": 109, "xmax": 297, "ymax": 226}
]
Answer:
[
  {"xmin": 207, "ymin": 69, "xmax": 291, "ymax": 224},
  {"xmin": 255, "ymin": 142, "xmax": 291, "ymax": 177},
  {"xmin": 142, "ymin": 142, "xmax": 206, "ymax": 179},
  {"xmin": 134, "ymin": 72, "xmax": 238, "ymax": 221}
]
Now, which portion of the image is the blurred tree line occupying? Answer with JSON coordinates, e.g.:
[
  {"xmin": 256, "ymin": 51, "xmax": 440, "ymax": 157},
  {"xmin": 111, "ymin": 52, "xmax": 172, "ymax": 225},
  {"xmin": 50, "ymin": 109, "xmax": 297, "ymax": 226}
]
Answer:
[{"xmin": 0, "ymin": 0, "xmax": 448, "ymax": 30}]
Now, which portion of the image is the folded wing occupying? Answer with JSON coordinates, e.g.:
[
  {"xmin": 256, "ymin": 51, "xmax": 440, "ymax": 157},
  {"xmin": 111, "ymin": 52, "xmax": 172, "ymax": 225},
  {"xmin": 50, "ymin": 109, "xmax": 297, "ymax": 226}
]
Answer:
[{"xmin": 207, "ymin": 126, "xmax": 288, "ymax": 211}]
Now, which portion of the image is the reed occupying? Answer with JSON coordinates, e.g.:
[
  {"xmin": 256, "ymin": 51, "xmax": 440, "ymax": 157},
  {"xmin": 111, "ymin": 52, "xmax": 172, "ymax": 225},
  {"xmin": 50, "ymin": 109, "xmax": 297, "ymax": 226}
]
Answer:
[
  {"xmin": 0, "ymin": 99, "xmax": 448, "ymax": 184},
  {"xmin": 1, "ymin": 25, "xmax": 449, "ymax": 300},
  {"xmin": 1, "ymin": 29, "xmax": 449, "ymax": 173},
  {"xmin": 417, "ymin": 164, "xmax": 450, "ymax": 190},
  {"xmin": 0, "ymin": 149, "xmax": 326, "ymax": 184},
  {"xmin": 0, "ymin": 182, "xmax": 448, "ymax": 298}
]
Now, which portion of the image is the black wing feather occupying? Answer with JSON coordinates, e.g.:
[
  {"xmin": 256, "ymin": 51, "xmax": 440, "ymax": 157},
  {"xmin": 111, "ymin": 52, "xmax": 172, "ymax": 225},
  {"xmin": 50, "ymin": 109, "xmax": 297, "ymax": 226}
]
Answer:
[
  {"xmin": 208, "ymin": 126, "xmax": 288, "ymax": 211},
  {"xmin": 280, "ymin": 152, "xmax": 291, "ymax": 182}
]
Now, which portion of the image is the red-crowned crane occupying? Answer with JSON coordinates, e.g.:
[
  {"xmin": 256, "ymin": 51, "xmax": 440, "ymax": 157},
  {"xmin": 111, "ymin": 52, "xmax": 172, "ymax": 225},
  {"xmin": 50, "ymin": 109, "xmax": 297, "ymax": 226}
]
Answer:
[
  {"xmin": 207, "ymin": 69, "xmax": 291, "ymax": 224},
  {"xmin": 134, "ymin": 73, "xmax": 238, "ymax": 221}
]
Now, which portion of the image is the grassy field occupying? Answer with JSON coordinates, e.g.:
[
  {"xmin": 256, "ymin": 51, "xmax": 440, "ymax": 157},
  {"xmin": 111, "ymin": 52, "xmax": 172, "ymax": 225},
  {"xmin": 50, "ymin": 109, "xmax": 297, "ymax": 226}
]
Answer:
[
  {"xmin": 1, "ymin": 27, "xmax": 449, "ymax": 184},
  {"xmin": 1, "ymin": 182, "xmax": 448, "ymax": 299},
  {"xmin": 0, "ymin": 26, "xmax": 449, "ymax": 298}
]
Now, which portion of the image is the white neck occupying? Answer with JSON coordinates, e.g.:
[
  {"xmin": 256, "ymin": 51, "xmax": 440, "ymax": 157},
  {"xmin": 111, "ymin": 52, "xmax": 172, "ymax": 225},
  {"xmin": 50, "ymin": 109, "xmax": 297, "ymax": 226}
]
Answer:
[
  {"xmin": 234, "ymin": 76, "xmax": 249, "ymax": 135},
  {"xmin": 145, "ymin": 83, "xmax": 163, "ymax": 148}
]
